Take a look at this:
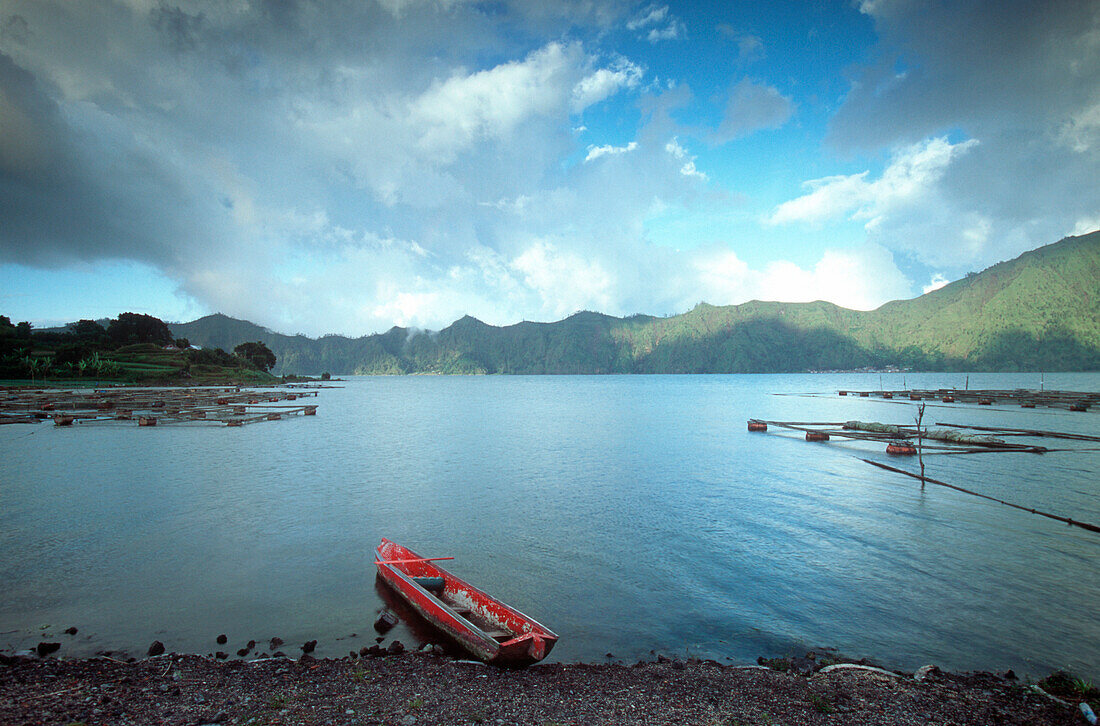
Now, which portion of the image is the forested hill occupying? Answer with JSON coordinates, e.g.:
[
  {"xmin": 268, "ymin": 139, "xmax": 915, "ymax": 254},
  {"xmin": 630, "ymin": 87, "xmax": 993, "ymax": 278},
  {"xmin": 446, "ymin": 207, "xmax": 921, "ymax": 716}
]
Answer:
[{"xmin": 170, "ymin": 231, "xmax": 1100, "ymax": 374}]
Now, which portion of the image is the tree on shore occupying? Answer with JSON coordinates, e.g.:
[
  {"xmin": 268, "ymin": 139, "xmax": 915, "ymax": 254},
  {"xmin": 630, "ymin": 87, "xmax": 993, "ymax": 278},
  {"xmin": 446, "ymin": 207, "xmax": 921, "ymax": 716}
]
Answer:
[
  {"xmin": 70, "ymin": 319, "xmax": 108, "ymax": 342},
  {"xmin": 234, "ymin": 341, "xmax": 276, "ymax": 372},
  {"xmin": 108, "ymin": 313, "xmax": 173, "ymax": 346}
]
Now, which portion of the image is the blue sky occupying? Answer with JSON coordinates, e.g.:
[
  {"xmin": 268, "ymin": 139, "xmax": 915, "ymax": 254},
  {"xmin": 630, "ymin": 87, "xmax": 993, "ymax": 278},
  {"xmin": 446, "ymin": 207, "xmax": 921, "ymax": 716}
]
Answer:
[{"xmin": 1, "ymin": 0, "xmax": 1097, "ymax": 336}]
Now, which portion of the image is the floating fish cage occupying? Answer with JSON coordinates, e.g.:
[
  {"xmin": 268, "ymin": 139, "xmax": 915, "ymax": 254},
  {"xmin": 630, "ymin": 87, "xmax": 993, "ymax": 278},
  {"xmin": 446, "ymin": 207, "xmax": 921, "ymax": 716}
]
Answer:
[
  {"xmin": 744, "ymin": 417, "xmax": 1100, "ymax": 456},
  {"xmin": 837, "ymin": 388, "xmax": 1097, "ymax": 412},
  {"xmin": 0, "ymin": 385, "xmax": 325, "ymax": 428}
]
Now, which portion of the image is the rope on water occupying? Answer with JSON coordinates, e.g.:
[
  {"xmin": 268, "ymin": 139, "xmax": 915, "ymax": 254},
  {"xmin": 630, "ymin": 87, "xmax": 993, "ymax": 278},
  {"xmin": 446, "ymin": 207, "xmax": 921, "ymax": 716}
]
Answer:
[{"xmin": 860, "ymin": 458, "xmax": 1100, "ymax": 535}]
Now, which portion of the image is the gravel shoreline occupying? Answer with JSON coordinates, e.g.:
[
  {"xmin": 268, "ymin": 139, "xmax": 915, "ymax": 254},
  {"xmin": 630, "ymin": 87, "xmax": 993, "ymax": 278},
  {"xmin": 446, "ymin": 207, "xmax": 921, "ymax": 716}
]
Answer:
[{"xmin": 0, "ymin": 651, "xmax": 1084, "ymax": 725}]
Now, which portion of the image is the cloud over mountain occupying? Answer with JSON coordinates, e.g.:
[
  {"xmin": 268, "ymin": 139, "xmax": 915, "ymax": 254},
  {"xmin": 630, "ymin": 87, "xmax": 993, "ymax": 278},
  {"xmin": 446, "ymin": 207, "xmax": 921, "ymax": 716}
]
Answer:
[{"xmin": 1, "ymin": 0, "xmax": 1094, "ymax": 335}]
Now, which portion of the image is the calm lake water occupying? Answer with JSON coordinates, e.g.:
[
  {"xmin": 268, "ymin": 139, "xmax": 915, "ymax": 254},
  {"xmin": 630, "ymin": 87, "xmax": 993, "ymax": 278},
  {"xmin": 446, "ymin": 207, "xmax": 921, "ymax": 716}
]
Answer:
[{"xmin": 1, "ymin": 373, "xmax": 1098, "ymax": 679}]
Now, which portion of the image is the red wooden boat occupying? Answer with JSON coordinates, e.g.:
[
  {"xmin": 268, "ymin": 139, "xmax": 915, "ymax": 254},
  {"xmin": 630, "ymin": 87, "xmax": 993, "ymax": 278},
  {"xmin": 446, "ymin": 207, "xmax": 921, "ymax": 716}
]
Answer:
[{"xmin": 374, "ymin": 538, "xmax": 558, "ymax": 666}]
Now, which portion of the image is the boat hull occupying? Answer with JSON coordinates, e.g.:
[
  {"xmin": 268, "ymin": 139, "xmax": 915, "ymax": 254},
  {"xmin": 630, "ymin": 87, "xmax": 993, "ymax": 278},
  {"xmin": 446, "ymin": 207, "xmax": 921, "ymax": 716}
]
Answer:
[{"xmin": 375, "ymin": 538, "xmax": 557, "ymax": 666}]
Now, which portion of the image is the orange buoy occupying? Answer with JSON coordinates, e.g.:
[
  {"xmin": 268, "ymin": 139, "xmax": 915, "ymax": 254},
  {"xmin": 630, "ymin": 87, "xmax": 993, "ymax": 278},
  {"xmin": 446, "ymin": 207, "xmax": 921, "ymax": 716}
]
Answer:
[
  {"xmin": 941, "ymin": 396, "xmax": 955, "ymax": 403},
  {"xmin": 138, "ymin": 416, "xmax": 157, "ymax": 427},
  {"xmin": 978, "ymin": 398, "xmax": 992, "ymax": 405},
  {"xmin": 805, "ymin": 431, "xmax": 830, "ymax": 442},
  {"xmin": 859, "ymin": 392, "xmax": 869, "ymax": 397},
  {"xmin": 226, "ymin": 420, "xmax": 242, "ymax": 427},
  {"xmin": 52, "ymin": 414, "xmax": 75, "ymax": 426},
  {"xmin": 909, "ymin": 394, "xmax": 922, "ymax": 401},
  {"xmin": 882, "ymin": 393, "xmax": 893, "ymax": 399},
  {"xmin": 838, "ymin": 391, "xmax": 848, "ymax": 396},
  {"xmin": 747, "ymin": 421, "xmax": 767, "ymax": 432},
  {"xmin": 886, "ymin": 442, "xmax": 917, "ymax": 455}
]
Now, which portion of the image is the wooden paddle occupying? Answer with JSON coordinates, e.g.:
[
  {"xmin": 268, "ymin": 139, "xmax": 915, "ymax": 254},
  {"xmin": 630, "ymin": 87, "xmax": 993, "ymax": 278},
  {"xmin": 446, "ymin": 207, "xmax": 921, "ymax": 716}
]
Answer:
[{"xmin": 374, "ymin": 556, "xmax": 455, "ymax": 565}]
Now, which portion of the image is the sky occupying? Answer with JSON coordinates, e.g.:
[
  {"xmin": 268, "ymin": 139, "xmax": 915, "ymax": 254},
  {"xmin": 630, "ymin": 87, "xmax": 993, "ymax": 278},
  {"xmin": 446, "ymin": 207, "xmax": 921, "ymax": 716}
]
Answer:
[{"xmin": 1, "ymin": 0, "xmax": 1098, "ymax": 336}]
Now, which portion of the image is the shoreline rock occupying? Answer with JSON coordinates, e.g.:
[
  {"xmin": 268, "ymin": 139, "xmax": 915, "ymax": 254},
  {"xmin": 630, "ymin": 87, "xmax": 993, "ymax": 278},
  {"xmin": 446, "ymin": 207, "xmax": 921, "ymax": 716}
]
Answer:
[{"xmin": 0, "ymin": 652, "xmax": 1085, "ymax": 725}]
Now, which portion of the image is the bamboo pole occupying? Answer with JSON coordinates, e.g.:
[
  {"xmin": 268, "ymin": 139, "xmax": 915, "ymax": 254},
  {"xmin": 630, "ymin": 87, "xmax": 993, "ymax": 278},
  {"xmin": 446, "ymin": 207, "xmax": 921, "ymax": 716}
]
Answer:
[
  {"xmin": 935, "ymin": 423, "xmax": 1100, "ymax": 443},
  {"xmin": 861, "ymin": 459, "xmax": 1100, "ymax": 534}
]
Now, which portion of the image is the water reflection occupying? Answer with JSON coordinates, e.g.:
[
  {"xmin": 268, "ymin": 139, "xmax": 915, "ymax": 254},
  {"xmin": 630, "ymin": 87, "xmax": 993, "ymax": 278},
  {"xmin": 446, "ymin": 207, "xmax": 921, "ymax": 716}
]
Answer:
[{"xmin": 0, "ymin": 372, "xmax": 1096, "ymax": 679}]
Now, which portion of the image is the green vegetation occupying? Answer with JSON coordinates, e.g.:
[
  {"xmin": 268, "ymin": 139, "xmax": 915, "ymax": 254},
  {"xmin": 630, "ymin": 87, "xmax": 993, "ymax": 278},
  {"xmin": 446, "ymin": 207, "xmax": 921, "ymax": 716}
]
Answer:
[
  {"xmin": 1037, "ymin": 671, "xmax": 1099, "ymax": 711},
  {"xmin": 233, "ymin": 341, "xmax": 277, "ymax": 372},
  {"xmin": 169, "ymin": 231, "xmax": 1100, "ymax": 374},
  {"xmin": 806, "ymin": 694, "xmax": 833, "ymax": 714},
  {"xmin": 0, "ymin": 313, "xmax": 279, "ymax": 385},
  {"xmin": 107, "ymin": 312, "xmax": 173, "ymax": 346}
]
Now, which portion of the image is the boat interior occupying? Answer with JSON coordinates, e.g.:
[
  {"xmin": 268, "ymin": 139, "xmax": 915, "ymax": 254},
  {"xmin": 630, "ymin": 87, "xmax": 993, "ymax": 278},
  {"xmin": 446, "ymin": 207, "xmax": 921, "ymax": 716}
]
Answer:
[{"xmin": 412, "ymin": 576, "xmax": 516, "ymax": 643}]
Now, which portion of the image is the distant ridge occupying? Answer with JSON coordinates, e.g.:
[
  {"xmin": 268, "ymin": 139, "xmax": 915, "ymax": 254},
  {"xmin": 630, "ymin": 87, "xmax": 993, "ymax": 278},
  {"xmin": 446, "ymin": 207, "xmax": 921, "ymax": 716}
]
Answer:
[{"xmin": 170, "ymin": 231, "xmax": 1100, "ymax": 374}]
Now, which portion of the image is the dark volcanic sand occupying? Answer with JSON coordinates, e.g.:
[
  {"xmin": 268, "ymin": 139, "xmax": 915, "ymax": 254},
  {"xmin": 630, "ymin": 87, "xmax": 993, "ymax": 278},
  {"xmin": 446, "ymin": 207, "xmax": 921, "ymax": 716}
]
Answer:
[{"xmin": 0, "ymin": 652, "xmax": 1082, "ymax": 725}]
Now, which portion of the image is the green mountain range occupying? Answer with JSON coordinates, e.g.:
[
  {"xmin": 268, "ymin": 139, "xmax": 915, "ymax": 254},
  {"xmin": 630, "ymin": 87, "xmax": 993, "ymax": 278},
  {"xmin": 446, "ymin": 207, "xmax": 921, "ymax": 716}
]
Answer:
[{"xmin": 170, "ymin": 231, "xmax": 1100, "ymax": 374}]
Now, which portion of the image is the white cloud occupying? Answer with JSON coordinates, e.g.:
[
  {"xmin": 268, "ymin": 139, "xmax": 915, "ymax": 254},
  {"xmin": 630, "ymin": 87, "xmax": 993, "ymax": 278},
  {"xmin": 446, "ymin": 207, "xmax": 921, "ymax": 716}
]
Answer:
[
  {"xmin": 570, "ymin": 59, "xmax": 644, "ymax": 113},
  {"xmin": 9, "ymin": 0, "xmax": 1015, "ymax": 337},
  {"xmin": 693, "ymin": 245, "xmax": 912, "ymax": 311},
  {"xmin": 510, "ymin": 241, "xmax": 614, "ymax": 318},
  {"xmin": 715, "ymin": 78, "xmax": 793, "ymax": 142},
  {"xmin": 1058, "ymin": 101, "xmax": 1100, "ymax": 153},
  {"xmin": 768, "ymin": 172, "xmax": 870, "ymax": 226},
  {"xmin": 769, "ymin": 136, "xmax": 978, "ymax": 227},
  {"xmin": 735, "ymin": 34, "xmax": 764, "ymax": 62},
  {"xmin": 1072, "ymin": 217, "xmax": 1100, "ymax": 236},
  {"xmin": 627, "ymin": 4, "xmax": 684, "ymax": 43},
  {"xmin": 410, "ymin": 42, "xmax": 578, "ymax": 157},
  {"xmin": 768, "ymin": 137, "xmax": 1018, "ymax": 268},
  {"xmin": 826, "ymin": 0, "xmax": 1100, "ymax": 270},
  {"xmin": 922, "ymin": 273, "xmax": 950, "ymax": 294},
  {"xmin": 626, "ymin": 5, "xmax": 668, "ymax": 30},
  {"xmin": 585, "ymin": 141, "xmax": 638, "ymax": 162},
  {"xmin": 370, "ymin": 290, "xmax": 441, "ymax": 328},
  {"xmin": 665, "ymin": 137, "xmax": 707, "ymax": 179},
  {"xmin": 376, "ymin": 0, "xmax": 466, "ymax": 19},
  {"xmin": 646, "ymin": 25, "xmax": 682, "ymax": 42},
  {"xmin": 717, "ymin": 26, "xmax": 765, "ymax": 63}
]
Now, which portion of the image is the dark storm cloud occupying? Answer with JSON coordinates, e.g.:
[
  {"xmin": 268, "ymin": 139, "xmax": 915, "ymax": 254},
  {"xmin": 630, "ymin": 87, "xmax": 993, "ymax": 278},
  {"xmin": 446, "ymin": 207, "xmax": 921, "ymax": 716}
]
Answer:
[
  {"xmin": 151, "ymin": 5, "xmax": 204, "ymax": 53},
  {"xmin": 0, "ymin": 50, "xmax": 227, "ymax": 269},
  {"xmin": 1, "ymin": 0, "xmax": 692, "ymax": 332},
  {"xmin": 832, "ymin": 0, "xmax": 1099, "ymax": 149},
  {"xmin": 821, "ymin": 0, "xmax": 1100, "ymax": 266},
  {"xmin": 712, "ymin": 78, "xmax": 792, "ymax": 143}
]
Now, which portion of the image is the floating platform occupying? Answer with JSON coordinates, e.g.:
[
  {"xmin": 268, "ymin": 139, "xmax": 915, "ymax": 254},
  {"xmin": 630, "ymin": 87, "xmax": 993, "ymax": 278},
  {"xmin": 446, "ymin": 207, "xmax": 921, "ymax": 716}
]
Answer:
[
  {"xmin": 0, "ymin": 386, "xmax": 324, "ymax": 428},
  {"xmin": 744, "ymin": 418, "xmax": 1086, "ymax": 456},
  {"xmin": 836, "ymin": 388, "xmax": 1098, "ymax": 411}
]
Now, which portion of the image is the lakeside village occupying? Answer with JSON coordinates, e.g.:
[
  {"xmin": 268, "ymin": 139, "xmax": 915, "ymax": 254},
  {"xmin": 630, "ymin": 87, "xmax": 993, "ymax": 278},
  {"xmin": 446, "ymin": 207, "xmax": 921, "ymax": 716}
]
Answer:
[{"xmin": 807, "ymin": 365, "xmax": 912, "ymax": 374}]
